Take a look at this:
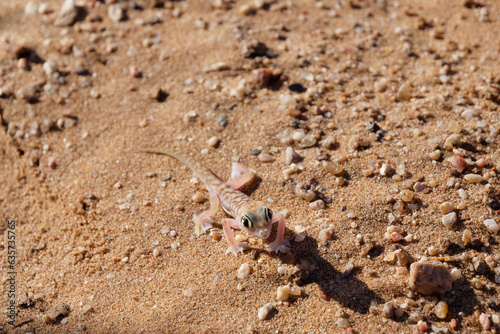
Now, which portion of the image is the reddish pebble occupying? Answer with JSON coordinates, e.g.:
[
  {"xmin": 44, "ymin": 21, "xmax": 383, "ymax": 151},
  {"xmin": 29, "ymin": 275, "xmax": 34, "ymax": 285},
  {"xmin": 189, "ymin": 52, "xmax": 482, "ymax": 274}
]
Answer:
[
  {"xmin": 320, "ymin": 292, "xmax": 328, "ymax": 300},
  {"xmin": 448, "ymin": 155, "xmax": 466, "ymax": 173},
  {"xmin": 476, "ymin": 157, "xmax": 487, "ymax": 167},
  {"xmin": 417, "ymin": 320, "xmax": 428, "ymax": 332},
  {"xmin": 253, "ymin": 68, "xmax": 274, "ymax": 87},
  {"xmin": 47, "ymin": 157, "xmax": 57, "ymax": 169},
  {"xmin": 345, "ymin": 328, "xmax": 355, "ymax": 333},
  {"xmin": 129, "ymin": 65, "xmax": 142, "ymax": 78},
  {"xmin": 390, "ymin": 232, "xmax": 404, "ymax": 242},
  {"xmin": 449, "ymin": 318, "xmax": 457, "ymax": 330},
  {"xmin": 283, "ymin": 301, "xmax": 290, "ymax": 307},
  {"xmin": 479, "ymin": 313, "xmax": 490, "ymax": 331}
]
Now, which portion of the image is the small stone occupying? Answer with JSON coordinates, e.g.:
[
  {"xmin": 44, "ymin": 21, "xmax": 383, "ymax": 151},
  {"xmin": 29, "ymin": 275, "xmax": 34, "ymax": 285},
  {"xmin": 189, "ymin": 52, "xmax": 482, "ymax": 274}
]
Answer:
[
  {"xmin": 380, "ymin": 163, "xmax": 392, "ymax": 176},
  {"xmin": 47, "ymin": 303, "xmax": 70, "ymax": 321},
  {"xmin": 413, "ymin": 182, "xmax": 426, "ymax": 192},
  {"xmin": 417, "ymin": 320, "xmax": 428, "ymax": 332},
  {"xmin": 324, "ymin": 162, "xmax": 344, "ymax": 176},
  {"xmin": 442, "ymin": 212, "xmax": 457, "ymax": 230},
  {"xmin": 217, "ymin": 116, "xmax": 228, "ymax": 127},
  {"xmin": 448, "ymin": 121, "xmax": 462, "ymax": 134},
  {"xmin": 440, "ymin": 202, "xmax": 454, "ymax": 214},
  {"xmin": 464, "ymin": 174, "xmax": 483, "ymax": 183},
  {"xmin": 258, "ymin": 303, "xmax": 274, "ymax": 320},
  {"xmin": 348, "ymin": 135, "xmax": 360, "ymax": 150},
  {"xmin": 295, "ymin": 183, "xmax": 315, "ymax": 202},
  {"xmin": 237, "ymin": 263, "xmax": 251, "ymax": 279},
  {"xmin": 108, "ymin": 4, "xmax": 126, "ymax": 23},
  {"xmin": 318, "ymin": 228, "xmax": 334, "ymax": 242},
  {"xmin": 450, "ymin": 268, "xmax": 462, "ymax": 282},
  {"xmin": 285, "ymin": 147, "xmax": 302, "ymax": 165},
  {"xmin": 400, "ymin": 190, "xmax": 414, "ymax": 202},
  {"xmin": 479, "ymin": 313, "xmax": 491, "ymax": 331},
  {"xmin": 390, "ymin": 232, "xmax": 404, "ymax": 242},
  {"xmin": 397, "ymin": 82, "xmax": 412, "ymax": 101},
  {"xmin": 276, "ymin": 285, "xmax": 291, "ymax": 301},
  {"xmin": 409, "ymin": 262, "xmax": 452, "ymax": 295},
  {"xmin": 336, "ymin": 317, "xmax": 350, "ymax": 329},
  {"xmin": 288, "ymin": 83, "xmax": 305, "ymax": 92},
  {"xmin": 152, "ymin": 248, "xmax": 160, "ymax": 257},
  {"xmin": 184, "ymin": 289, "xmax": 193, "ymax": 297},
  {"xmin": 434, "ymin": 301, "xmax": 448, "ymax": 319},
  {"xmin": 299, "ymin": 134, "xmax": 317, "ymax": 148},
  {"xmin": 15, "ymin": 85, "xmax": 39, "ymax": 103},
  {"xmin": 429, "ymin": 150, "xmax": 441, "ymax": 160},
  {"xmin": 448, "ymin": 156, "xmax": 466, "ymax": 173},
  {"xmin": 207, "ymin": 136, "xmax": 219, "ymax": 147},
  {"xmin": 443, "ymin": 134, "xmax": 461, "ymax": 151},
  {"xmin": 462, "ymin": 229, "xmax": 472, "ymax": 244},
  {"xmin": 253, "ymin": 68, "xmax": 274, "ymax": 87},
  {"xmin": 309, "ymin": 199, "xmax": 325, "ymax": 210},
  {"xmin": 258, "ymin": 153, "xmax": 275, "ymax": 163},
  {"xmin": 484, "ymin": 219, "xmax": 499, "ymax": 234},
  {"xmin": 458, "ymin": 188, "xmax": 468, "ymax": 199},
  {"xmin": 382, "ymin": 302, "xmax": 394, "ymax": 318},
  {"xmin": 54, "ymin": 0, "xmax": 78, "ymax": 26},
  {"xmin": 204, "ymin": 62, "xmax": 230, "ymax": 72},
  {"xmin": 192, "ymin": 191, "xmax": 205, "ymax": 203},
  {"xmin": 461, "ymin": 109, "xmax": 476, "ymax": 120}
]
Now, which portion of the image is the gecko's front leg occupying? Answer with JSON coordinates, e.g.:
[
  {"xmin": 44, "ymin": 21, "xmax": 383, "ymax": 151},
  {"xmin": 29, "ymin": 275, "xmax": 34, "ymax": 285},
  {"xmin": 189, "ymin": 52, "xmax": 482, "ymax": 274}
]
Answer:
[
  {"xmin": 222, "ymin": 218, "xmax": 248, "ymax": 256},
  {"xmin": 194, "ymin": 191, "xmax": 219, "ymax": 236},
  {"xmin": 268, "ymin": 213, "xmax": 290, "ymax": 254}
]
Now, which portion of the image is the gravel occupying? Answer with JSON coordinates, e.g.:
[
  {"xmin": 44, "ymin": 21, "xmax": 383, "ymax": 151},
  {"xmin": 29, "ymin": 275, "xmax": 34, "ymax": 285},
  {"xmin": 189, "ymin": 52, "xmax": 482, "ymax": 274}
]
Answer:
[{"xmin": 409, "ymin": 262, "xmax": 452, "ymax": 295}]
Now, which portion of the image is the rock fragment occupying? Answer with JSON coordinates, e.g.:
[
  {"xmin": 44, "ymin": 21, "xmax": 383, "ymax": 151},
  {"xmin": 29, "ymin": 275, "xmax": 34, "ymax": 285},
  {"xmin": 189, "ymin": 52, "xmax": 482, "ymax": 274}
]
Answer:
[
  {"xmin": 409, "ymin": 262, "xmax": 452, "ymax": 295},
  {"xmin": 54, "ymin": 0, "xmax": 78, "ymax": 26}
]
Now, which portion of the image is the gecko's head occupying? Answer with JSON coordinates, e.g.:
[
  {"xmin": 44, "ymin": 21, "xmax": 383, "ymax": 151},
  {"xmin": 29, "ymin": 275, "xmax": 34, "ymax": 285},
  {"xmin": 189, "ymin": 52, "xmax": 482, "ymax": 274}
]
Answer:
[{"xmin": 238, "ymin": 202, "xmax": 273, "ymax": 239}]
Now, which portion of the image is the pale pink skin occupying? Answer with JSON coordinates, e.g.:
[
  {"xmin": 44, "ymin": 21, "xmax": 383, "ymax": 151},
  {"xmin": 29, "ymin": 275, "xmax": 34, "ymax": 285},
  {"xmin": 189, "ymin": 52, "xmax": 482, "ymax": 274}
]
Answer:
[{"xmin": 141, "ymin": 148, "xmax": 290, "ymax": 256}]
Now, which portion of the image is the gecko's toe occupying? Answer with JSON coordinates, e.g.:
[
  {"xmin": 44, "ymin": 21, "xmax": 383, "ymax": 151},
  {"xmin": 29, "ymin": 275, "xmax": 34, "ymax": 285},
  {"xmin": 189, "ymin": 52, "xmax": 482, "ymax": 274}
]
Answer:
[
  {"xmin": 268, "ymin": 239, "xmax": 290, "ymax": 254},
  {"xmin": 226, "ymin": 242, "xmax": 248, "ymax": 256}
]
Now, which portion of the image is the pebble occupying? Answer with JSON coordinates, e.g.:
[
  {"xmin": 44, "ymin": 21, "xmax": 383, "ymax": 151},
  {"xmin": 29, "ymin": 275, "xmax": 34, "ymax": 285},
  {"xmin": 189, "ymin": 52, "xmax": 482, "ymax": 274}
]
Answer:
[
  {"xmin": 462, "ymin": 229, "xmax": 472, "ymax": 244},
  {"xmin": 464, "ymin": 174, "xmax": 483, "ymax": 183},
  {"xmin": 309, "ymin": 199, "xmax": 325, "ymax": 210},
  {"xmin": 442, "ymin": 212, "xmax": 457, "ymax": 230},
  {"xmin": 483, "ymin": 219, "xmax": 499, "ymax": 234},
  {"xmin": 450, "ymin": 268, "xmax": 462, "ymax": 282},
  {"xmin": 324, "ymin": 162, "xmax": 344, "ymax": 176},
  {"xmin": 192, "ymin": 191, "xmax": 205, "ymax": 203},
  {"xmin": 434, "ymin": 301, "xmax": 448, "ymax": 319},
  {"xmin": 479, "ymin": 313, "xmax": 491, "ymax": 331},
  {"xmin": 409, "ymin": 262, "xmax": 452, "ymax": 295},
  {"xmin": 318, "ymin": 228, "xmax": 334, "ymax": 242},
  {"xmin": 204, "ymin": 62, "xmax": 230, "ymax": 72},
  {"xmin": 258, "ymin": 153, "xmax": 275, "ymax": 163},
  {"xmin": 295, "ymin": 183, "xmax": 315, "ymax": 202},
  {"xmin": 336, "ymin": 317, "xmax": 350, "ymax": 329},
  {"xmin": 47, "ymin": 303, "xmax": 71, "ymax": 321},
  {"xmin": 184, "ymin": 289, "xmax": 193, "ymax": 297},
  {"xmin": 382, "ymin": 302, "xmax": 394, "ymax": 318},
  {"xmin": 152, "ymin": 248, "xmax": 160, "ymax": 257},
  {"xmin": 237, "ymin": 263, "xmax": 251, "ymax": 279},
  {"xmin": 458, "ymin": 188, "xmax": 468, "ymax": 199},
  {"xmin": 285, "ymin": 147, "xmax": 302, "ymax": 165},
  {"xmin": 440, "ymin": 202, "xmax": 454, "ymax": 214},
  {"xmin": 288, "ymin": 83, "xmax": 305, "ymax": 92},
  {"xmin": 15, "ymin": 85, "xmax": 38, "ymax": 103},
  {"xmin": 443, "ymin": 134, "xmax": 461, "ymax": 151},
  {"xmin": 429, "ymin": 150, "xmax": 441, "ymax": 160},
  {"xmin": 54, "ymin": 0, "xmax": 78, "ymax": 26},
  {"xmin": 416, "ymin": 320, "xmax": 428, "ymax": 332},
  {"xmin": 258, "ymin": 303, "xmax": 274, "ymax": 320},
  {"xmin": 253, "ymin": 68, "xmax": 274, "ymax": 87},
  {"xmin": 299, "ymin": 134, "xmax": 317, "ymax": 148},
  {"xmin": 413, "ymin": 182, "xmax": 426, "ymax": 192},
  {"xmin": 276, "ymin": 285, "xmax": 291, "ymax": 301},
  {"xmin": 400, "ymin": 190, "xmax": 414, "ymax": 202},
  {"xmin": 461, "ymin": 109, "xmax": 476, "ymax": 120},
  {"xmin": 397, "ymin": 82, "xmax": 412, "ymax": 101},
  {"xmin": 217, "ymin": 116, "xmax": 228, "ymax": 127},
  {"xmin": 207, "ymin": 136, "xmax": 219, "ymax": 147},
  {"xmin": 108, "ymin": 4, "xmax": 126, "ymax": 23},
  {"xmin": 380, "ymin": 164, "xmax": 392, "ymax": 176}
]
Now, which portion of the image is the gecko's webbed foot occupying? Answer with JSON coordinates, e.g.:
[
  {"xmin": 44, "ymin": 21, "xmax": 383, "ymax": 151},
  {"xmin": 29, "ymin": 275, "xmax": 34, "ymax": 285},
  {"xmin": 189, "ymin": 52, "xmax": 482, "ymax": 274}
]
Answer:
[
  {"xmin": 194, "ymin": 215, "xmax": 214, "ymax": 236},
  {"xmin": 268, "ymin": 239, "xmax": 291, "ymax": 254},
  {"xmin": 226, "ymin": 242, "xmax": 249, "ymax": 256}
]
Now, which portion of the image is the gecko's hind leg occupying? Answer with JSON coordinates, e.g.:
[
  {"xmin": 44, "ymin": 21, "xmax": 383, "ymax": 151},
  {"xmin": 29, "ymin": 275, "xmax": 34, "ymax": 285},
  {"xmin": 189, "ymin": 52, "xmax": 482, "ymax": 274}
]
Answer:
[
  {"xmin": 226, "ymin": 162, "xmax": 256, "ymax": 191},
  {"xmin": 194, "ymin": 191, "xmax": 220, "ymax": 236},
  {"xmin": 223, "ymin": 218, "xmax": 248, "ymax": 256}
]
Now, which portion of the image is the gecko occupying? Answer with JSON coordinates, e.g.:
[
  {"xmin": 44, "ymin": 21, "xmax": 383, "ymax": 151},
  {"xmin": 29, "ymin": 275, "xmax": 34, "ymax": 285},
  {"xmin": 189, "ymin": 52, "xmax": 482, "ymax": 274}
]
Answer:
[{"xmin": 140, "ymin": 148, "xmax": 290, "ymax": 256}]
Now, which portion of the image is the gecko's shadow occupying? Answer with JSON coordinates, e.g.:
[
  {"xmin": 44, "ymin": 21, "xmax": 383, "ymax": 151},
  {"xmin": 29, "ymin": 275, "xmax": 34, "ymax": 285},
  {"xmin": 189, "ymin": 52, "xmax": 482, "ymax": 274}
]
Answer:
[{"xmin": 259, "ymin": 228, "xmax": 384, "ymax": 314}]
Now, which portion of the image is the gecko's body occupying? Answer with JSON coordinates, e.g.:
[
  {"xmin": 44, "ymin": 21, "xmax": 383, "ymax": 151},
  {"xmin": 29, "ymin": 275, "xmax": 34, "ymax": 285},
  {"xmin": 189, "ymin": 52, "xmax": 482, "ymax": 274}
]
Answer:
[{"xmin": 141, "ymin": 148, "xmax": 289, "ymax": 255}]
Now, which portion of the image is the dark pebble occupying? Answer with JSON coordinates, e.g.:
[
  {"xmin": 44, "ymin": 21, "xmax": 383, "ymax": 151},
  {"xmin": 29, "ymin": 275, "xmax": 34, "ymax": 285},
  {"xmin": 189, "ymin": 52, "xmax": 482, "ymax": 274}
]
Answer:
[
  {"xmin": 217, "ymin": 115, "xmax": 228, "ymax": 127},
  {"xmin": 288, "ymin": 83, "xmax": 305, "ymax": 92},
  {"xmin": 289, "ymin": 119, "xmax": 300, "ymax": 127},
  {"xmin": 251, "ymin": 150, "xmax": 261, "ymax": 156},
  {"xmin": 367, "ymin": 122, "xmax": 381, "ymax": 133}
]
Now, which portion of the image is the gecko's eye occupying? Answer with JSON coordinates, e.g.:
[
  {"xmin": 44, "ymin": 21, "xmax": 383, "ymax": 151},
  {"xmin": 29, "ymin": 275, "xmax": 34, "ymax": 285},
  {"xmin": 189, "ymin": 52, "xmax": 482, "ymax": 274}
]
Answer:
[
  {"xmin": 241, "ymin": 215, "xmax": 253, "ymax": 229},
  {"xmin": 263, "ymin": 207, "xmax": 273, "ymax": 222}
]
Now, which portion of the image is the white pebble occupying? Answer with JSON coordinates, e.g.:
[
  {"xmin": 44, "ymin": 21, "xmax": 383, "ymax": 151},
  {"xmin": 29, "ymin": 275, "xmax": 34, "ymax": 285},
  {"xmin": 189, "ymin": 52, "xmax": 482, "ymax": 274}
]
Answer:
[
  {"xmin": 464, "ymin": 174, "xmax": 483, "ymax": 183},
  {"xmin": 184, "ymin": 289, "xmax": 193, "ymax": 297},
  {"xmin": 121, "ymin": 256, "xmax": 129, "ymax": 263},
  {"xmin": 442, "ymin": 212, "xmax": 457, "ymax": 230},
  {"xmin": 458, "ymin": 188, "xmax": 468, "ymax": 199},
  {"xmin": 276, "ymin": 285, "xmax": 291, "ymax": 301},
  {"xmin": 309, "ymin": 199, "xmax": 325, "ymax": 210},
  {"xmin": 380, "ymin": 163, "xmax": 392, "ymax": 176},
  {"xmin": 237, "ymin": 263, "xmax": 251, "ymax": 279},
  {"xmin": 484, "ymin": 219, "xmax": 499, "ymax": 234},
  {"xmin": 207, "ymin": 136, "xmax": 219, "ymax": 147},
  {"xmin": 258, "ymin": 303, "xmax": 274, "ymax": 320}
]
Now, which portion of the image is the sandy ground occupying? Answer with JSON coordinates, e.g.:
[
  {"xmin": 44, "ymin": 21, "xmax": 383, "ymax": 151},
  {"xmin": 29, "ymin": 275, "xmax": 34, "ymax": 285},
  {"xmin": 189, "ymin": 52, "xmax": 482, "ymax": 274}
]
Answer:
[{"xmin": 1, "ymin": 0, "xmax": 500, "ymax": 333}]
